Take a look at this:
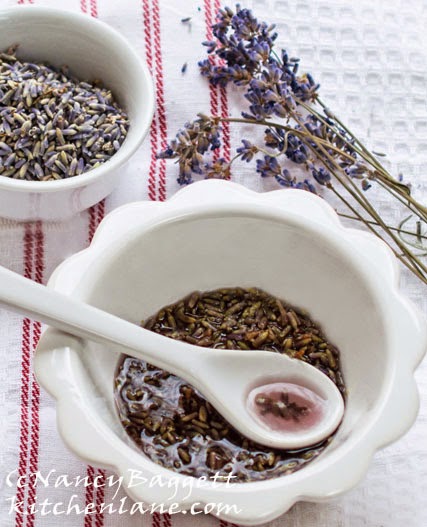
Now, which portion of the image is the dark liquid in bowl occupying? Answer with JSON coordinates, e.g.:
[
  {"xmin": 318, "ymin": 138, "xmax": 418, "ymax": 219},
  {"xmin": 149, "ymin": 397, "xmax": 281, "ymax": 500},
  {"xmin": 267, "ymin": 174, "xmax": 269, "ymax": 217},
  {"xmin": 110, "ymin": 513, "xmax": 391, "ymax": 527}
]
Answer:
[{"xmin": 114, "ymin": 288, "xmax": 345, "ymax": 482}]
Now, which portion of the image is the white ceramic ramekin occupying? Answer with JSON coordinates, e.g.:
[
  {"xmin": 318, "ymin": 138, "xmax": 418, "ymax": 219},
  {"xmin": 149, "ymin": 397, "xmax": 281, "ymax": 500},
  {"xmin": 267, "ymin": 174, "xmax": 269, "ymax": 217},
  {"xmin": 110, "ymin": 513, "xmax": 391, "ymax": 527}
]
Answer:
[
  {"xmin": 0, "ymin": 7, "xmax": 154, "ymax": 221},
  {"xmin": 35, "ymin": 181, "xmax": 427, "ymax": 524}
]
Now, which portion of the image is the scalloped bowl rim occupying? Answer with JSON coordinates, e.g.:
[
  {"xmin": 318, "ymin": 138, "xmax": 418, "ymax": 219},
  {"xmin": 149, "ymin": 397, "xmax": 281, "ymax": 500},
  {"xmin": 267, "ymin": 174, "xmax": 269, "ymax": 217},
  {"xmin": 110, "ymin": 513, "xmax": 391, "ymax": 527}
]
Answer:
[{"xmin": 34, "ymin": 181, "xmax": 427, "ymax": 524}]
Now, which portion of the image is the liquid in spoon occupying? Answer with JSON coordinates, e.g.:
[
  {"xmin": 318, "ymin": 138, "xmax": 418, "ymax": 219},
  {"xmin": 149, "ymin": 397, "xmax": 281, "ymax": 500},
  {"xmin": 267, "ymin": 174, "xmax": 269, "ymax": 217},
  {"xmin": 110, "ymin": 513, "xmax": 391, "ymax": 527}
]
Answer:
[{"xmin": 247, "ymin": 382, "xmax": 326, "ymax": 433}]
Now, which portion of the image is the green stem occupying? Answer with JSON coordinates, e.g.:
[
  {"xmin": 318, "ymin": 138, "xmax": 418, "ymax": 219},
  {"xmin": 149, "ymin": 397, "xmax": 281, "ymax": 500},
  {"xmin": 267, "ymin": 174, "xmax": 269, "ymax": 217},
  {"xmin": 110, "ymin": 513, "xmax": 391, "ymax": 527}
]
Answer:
[
  {"xmin": 337, "ymin": 212, "xmax": 427, "ymax": 241},
  {"xmin": 263, "ymin": 53, "xmax": 424, "ymax": 221},
  {"xmin": 374, "ymin": 174, "xmax": 427, "ymax": 222},
  {"xmin": 332, "ymin": 190, "xmax": 427, "ymax": 282},
  {"xmin": 299, "ymin": 99, "xmax": 427, "ymax": 218},
  {"xmin": 214, "ymin": 114, "xmax": 427, "ymax": 281},
  {"xmin": 314, "ymin": 98, "xmax": 427, "ymax": 217},
  {"xmin": 288, "ymin": 110, "xmax": 427, "ymax": 277}
]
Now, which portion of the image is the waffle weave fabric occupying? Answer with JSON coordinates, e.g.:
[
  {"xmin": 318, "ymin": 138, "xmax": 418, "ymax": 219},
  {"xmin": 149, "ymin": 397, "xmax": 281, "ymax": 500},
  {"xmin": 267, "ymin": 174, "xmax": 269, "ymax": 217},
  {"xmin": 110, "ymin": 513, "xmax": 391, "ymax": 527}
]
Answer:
[{"xmin": 0, "ymin": 0, "xmax": 426, "ymax": 526}]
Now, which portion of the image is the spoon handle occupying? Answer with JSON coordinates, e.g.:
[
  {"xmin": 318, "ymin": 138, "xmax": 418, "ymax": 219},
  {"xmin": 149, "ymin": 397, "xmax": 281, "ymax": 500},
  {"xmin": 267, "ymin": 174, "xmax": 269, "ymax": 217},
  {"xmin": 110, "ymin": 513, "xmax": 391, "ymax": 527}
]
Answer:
[{"xmin": 0, "ymin": 264, "xmax": 205, "ymax": 377}]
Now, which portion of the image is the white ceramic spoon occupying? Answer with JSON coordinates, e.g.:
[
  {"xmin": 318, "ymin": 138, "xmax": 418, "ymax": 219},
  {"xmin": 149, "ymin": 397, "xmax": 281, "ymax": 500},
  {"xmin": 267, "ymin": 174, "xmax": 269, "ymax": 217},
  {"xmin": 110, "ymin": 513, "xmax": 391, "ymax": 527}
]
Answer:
[{"xmin": 0, "ymin": 264, "xmax": 344, "ymax": 449}]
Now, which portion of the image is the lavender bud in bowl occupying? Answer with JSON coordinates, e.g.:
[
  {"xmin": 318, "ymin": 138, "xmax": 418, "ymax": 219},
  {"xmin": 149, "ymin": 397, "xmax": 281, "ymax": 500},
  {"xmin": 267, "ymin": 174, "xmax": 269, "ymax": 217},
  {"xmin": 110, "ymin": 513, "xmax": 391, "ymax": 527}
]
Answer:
[{"xmin": 0, "ymin": 6, "xmax": 154, "ymax": 221}]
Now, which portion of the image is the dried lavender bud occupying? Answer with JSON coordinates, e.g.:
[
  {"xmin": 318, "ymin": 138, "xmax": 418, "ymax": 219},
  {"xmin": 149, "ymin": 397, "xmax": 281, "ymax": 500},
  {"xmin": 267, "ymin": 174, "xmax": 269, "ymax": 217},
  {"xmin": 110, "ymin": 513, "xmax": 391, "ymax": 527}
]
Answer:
[
  {"xmin": 0, "ymin": 45, "xmax": 129, "ymax": 181},
  {"xmin": 115, "ymin": 287, "xmax": 345, "ymax": 482},
  {"xmin": 255, "ymin": 392, "xmax": 308, "ymax": 421}
]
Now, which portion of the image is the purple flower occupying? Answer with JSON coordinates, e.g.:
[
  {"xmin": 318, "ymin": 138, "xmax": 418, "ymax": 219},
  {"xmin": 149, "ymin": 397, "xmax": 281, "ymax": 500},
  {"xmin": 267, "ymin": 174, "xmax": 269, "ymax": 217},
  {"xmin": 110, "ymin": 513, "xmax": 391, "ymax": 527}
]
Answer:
[
  {"xmin": 264, "ymin": 128, "xmax": 285, "ymax": 150},
  {"xmin": 311, "ymin": 167, "xmax": 331, "ymax": 185},
  {"xmin": 203, "ymin": 3, "xmax": 319, "ymax": 101},
  {"xmin": 285, "ymin": 134, "xmax": 308, "ymax": 164},
  {"xmin": 162, "ymin": 6, "xmax": 351, "ymax": 195},
  {"xmin": 295, "ymin": 179, "xmax": 317, "ymax": 193},
  {"xmin": 244, "ymin": 82, "xmax": 275, "ymax": 119},
  {"xmin": 204, "ymin": 158, "xmax": 231, "ymax": 179},
  {"xmin": 362, "ymin": 179, "xmax": 372, "ymax": 191},
  {"xmin": 345, "ymin": 162, "xmax": 367, "ymax": 179},
  {"xmin": 291, "ymin": 73, "xmax": 320, "ymax": 102},
  {"xmin": 157, "ymin": 147, "xmax": 175, "ymax": 159},
  {"xmin": 231, "ymin": 7, "xmax": 260, "ymax": 40},
  {"xmin": 247, "ymin": 40, "xmax": 271, "ymax": 63},
  {"xmin": 158, "ymin": 115, "xmax": 224, "ymax": 185},
  {"xmin": 227, "ymin": 64, "xmax": 253, "ymax": 85},
  {"xmin": 213, "ymin": 6, "xmax": 234, "ymax": 37},
  {"xmin": 202, "ymin": 40, "xmax": 217, "ymax": 54},
  {"xmin": 199, "ymin": 58, "xmax": 213, "ymax": 77},
  {"xmin": 203, "ymin": 4, "xmax": 279, "ymax": 87},
  {"xmin": 198, "ymin": 60, "xmax": 231, "ymax": 87},
  {"xmin": 177, "ymin": 160, "xmax": 193, "ymax": 185},
  {"xmin": 237, "ymin": 139, "xmax": 258, "ymax": 162},
  {"xmin": 256, "ymin": 155, "xmax": 281, "ymax": 178},
  {"xmin": 275, "ymin": 168, "xmax": 294, "ymax": 187}
]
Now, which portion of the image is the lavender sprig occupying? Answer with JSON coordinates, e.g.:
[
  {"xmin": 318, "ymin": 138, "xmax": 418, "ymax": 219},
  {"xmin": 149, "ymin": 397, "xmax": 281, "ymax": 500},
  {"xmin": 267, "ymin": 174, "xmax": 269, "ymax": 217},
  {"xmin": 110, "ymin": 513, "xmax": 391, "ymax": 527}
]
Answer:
[{"xmin": 160, "ymin": 4, "xmax": 427, "ymax": 285}]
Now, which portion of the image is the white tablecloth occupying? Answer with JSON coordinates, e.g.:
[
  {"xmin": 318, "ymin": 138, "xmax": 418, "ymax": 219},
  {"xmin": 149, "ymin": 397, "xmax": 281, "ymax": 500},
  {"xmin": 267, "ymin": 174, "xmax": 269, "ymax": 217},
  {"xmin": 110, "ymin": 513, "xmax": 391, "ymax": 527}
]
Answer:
[{"xmin": 0, "ymin": 0, "xmax": 426, "ymax": 525}]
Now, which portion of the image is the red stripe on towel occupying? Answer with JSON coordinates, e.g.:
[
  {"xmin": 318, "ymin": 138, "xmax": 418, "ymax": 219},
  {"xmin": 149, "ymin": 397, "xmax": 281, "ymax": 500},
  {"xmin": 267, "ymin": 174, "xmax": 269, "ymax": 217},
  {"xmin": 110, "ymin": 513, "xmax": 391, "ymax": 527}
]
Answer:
[
  {"xmin": 146, "ymin": 0, "xmax": 170, "ymax": 524},
  {"xmin": 88, "ymin": 199, "xmax": 105, "ymax": 245},
  {"xmin": 152, "ymin": 512, "xmax": 162, "ymax": 527},
  {"xmin": 209, "ymin": 6, "xmax": 232, "ymax": 526},
  {"xmin": 94, "ymin": 469, "xmax": 106, "ymax": 527},
  {"xmin": 142, "ymin": 0, "xmax": 158, "ymax": 201},
  {"xmin": 25, "ymin": 222, "xmax": 44, "ymax": 527},
  {"xmin": 88, "ymin": 206, "xmax": 98, "ymax": 245},
  {"xmin": 84, "ymin": 465, "xmax": 96, "ymax": 527},
  {"xmin": 211, "ymin": 0, "xmax": 230, "ymax": 165},
  {"xmin": 142, "ymin": 0, "xmax": 168, "ymax": 201},
  {"xmin": 82, "ymin": 2, "xmax": 106, "ymax": 527},
  {"xmin": 90, "ymin": 0, "xmax": 98, "ymax": 18},
  {"xmin": 15, "ymin": 224, "xmax": 34, "ymax": 527},
  {"xmin": 204, "ymin": 0, "xmax": 231, "ymax": 165},
  {"xmin": 151, "ymin": 0, "xmax": 167, "ymax": 201},
  {"xmin": 213, "ymin": 0, "xmax": 231, "ymax": 164},
  {"xmin": 204, "ymin": 0, "xmax": 220, "ymax": 162},
  {"xmin": 15, "ymin": 221, "xmax": 44, "ymax": 527}
]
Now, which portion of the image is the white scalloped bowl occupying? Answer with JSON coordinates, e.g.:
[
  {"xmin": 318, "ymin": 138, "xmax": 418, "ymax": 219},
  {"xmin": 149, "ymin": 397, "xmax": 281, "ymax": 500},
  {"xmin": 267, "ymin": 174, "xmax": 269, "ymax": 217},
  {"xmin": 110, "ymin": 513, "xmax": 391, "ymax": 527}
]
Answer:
[{"xmin": 35, "ymin": 180, "xmax": 426, "ymax": 525}]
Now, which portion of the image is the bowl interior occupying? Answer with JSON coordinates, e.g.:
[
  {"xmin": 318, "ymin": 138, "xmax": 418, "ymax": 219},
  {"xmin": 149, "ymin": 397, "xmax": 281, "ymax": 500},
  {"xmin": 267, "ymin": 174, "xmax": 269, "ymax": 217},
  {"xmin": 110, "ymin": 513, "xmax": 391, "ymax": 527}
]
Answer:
[
  {"xmin": 72, "ymin": 211, "xmax": 390, "ymax": 473},
  {"xmin": 0, "ymin": 8, "xmax": 151, "ymax": 160}
]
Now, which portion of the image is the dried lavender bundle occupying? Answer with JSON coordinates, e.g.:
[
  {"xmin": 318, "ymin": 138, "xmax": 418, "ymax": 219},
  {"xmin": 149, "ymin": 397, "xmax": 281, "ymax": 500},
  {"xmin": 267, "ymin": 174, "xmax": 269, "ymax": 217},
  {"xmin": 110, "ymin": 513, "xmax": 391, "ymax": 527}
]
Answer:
[
  {"xmin": 159, "ymin": 5, "xmax": 427, "ymax": 285},
  {"xmin": 0, "ymin": 45, "xmax": 129, "ymax": 181}
]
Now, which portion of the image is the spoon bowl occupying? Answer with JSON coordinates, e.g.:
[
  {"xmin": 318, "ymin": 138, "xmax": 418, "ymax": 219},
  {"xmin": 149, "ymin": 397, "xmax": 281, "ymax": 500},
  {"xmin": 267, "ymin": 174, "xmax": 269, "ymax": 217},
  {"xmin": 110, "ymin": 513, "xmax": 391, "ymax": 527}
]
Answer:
[{"xmin": 189, "ymin": 347, "xmax": 344, "ymax": 448}]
